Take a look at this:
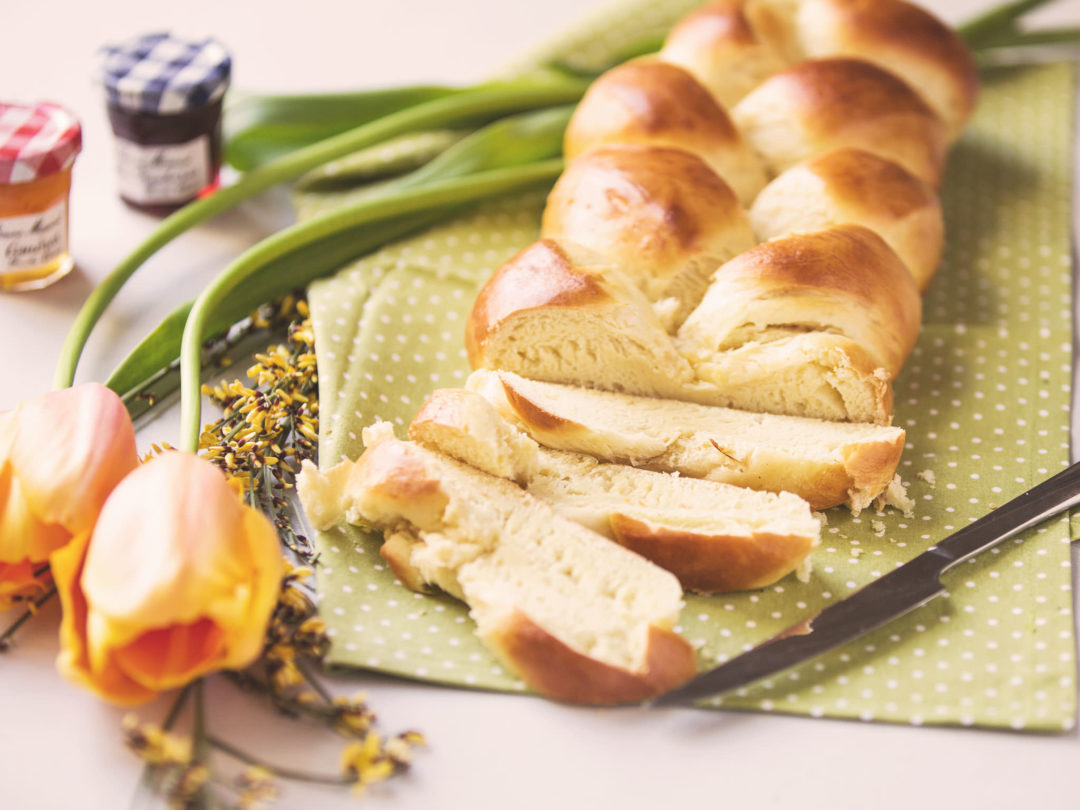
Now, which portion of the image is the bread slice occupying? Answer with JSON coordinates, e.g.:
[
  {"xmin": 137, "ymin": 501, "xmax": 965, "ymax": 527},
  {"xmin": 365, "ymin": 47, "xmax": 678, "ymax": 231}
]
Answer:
[
  {"xmin": 468, "ymin": 369, "xmax": 905, "ymax": 514},
  {"xmin": 409, "ymin": 388, "xmax": 821, "ymax": 593},
  {"xmin": 297, "ymin": 423, "xmax": 697, "ymax": 705},
  {"xmin": 464, "ymin": 238, "xmax": 704, "ymax": 399}
]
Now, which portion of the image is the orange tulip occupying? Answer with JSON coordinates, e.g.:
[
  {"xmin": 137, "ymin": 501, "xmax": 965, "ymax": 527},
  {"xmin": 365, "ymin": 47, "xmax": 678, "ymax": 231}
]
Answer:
[
  {"xmin": 0, "ymin": 383, "xmax": 138, "ymax": 609},
  {"xmin": 52, "ymin": 451, "xmax": 283, "ymax": 704}
]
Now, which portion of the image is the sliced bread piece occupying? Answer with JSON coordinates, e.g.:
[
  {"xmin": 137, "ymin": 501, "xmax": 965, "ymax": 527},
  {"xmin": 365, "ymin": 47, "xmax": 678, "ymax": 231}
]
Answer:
[
  {"xmin": 410, "ymin": 388, "xmax": 821, "ymax": 593},
  {"xmin": 297, "ymin": 423, "xmax": 697, "ymax": 705},
  {"xmin": 465, "ymin": 238, "xmax": 705, "ymax": 398},
  {"xmin": 467, "ymin": 369, "xmax": 905, "ymax": 514}
]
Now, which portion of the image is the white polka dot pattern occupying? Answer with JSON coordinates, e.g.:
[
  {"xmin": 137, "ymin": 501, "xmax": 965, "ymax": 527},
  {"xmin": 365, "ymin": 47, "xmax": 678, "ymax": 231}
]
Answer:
[{"xmin": 304, "ymin": 9, "xmax": 1077, "ymax": 731}]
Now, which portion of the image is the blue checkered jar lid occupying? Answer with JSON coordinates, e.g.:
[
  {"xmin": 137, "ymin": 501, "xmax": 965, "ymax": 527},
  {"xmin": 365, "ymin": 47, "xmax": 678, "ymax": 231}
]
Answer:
[{"xmin": 99, "ymin": 32, "xmax": 231, "ymax": 115}]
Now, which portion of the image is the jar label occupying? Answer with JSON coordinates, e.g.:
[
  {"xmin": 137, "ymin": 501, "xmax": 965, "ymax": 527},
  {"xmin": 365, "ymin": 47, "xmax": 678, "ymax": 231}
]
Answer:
[
  {"xmin": 114, "ymin": 135, "xmax": 211, "ymax": 204},
  {"xmin": 0, "ymin": 199, "xmax": 67, "ymax": 272}
]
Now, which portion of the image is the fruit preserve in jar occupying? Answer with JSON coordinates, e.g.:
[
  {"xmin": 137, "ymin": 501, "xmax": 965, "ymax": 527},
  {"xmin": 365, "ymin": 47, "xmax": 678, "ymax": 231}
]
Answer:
[
  {"xmin": 99, "ymin": 32, "xmax": 231, "ymax": 214},
  {"xmin": 0, "ymin": 102, "xmax": 82, "ymax": 292}
]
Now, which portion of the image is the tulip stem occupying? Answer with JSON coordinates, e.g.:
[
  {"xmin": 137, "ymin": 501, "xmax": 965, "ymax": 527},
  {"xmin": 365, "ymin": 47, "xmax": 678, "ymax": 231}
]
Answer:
[
  {"xmin": 0, "ymin": 587, "xmax": 57, "ymax": 652},
  {"xmin": 52, "ymin": 77, "xmax": 585, "ymax": 392},
  {"xmin": 208, "ymin": 735, "xmax": 350, "ymax": 785},
  {"xmin": 177, "ymin": 159, "xmax": 562, "ymax": 452}
]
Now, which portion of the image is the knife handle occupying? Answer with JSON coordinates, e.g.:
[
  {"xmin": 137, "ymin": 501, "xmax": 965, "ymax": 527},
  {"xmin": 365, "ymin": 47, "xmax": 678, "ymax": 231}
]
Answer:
[{"xmin": 930, "ymin": 459, "xmax": 1080, "ymax": 571}]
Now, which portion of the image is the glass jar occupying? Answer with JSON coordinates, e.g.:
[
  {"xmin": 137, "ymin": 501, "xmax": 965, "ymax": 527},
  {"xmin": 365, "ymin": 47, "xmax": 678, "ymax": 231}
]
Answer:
[
  {"xmin": 99, "ymin": 33, "xmax": 231, "ymax": 215},
  {"xmin": 0, "ymin": 102, "xmax": 82, "ymax": 292}
]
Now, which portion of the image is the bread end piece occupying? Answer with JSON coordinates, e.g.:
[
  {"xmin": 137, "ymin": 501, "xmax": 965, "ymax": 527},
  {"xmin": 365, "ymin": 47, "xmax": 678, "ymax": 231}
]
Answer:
[
  {"xmin": 480, "ymin": 609, "xmax": 697, "ymax": 705},
  {"xmin": 609, "ymin": 514, "xmax": 819, "ymax": 593},
  {"xmin": 412, "ymin": 386, "xmax": 822, "ymax": 593}
]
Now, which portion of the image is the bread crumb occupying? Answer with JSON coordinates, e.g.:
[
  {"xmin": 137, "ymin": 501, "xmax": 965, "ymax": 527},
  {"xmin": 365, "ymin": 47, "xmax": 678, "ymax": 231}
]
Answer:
[
  {"xmin": 916, "ymin": 469, "xmax": 936, "ymax": 488},
  {"xmin": 873, "ymin": 474, "xmax": 915, "ymax": 518},
  {"xmin": 871, "ymin": 520, "xmax": 886, "ymax": 537},
  {"xmin": 795, "ymin": 556, "xmax": 813, "ymax": 583},
  {"xmin": 813, "ymin": 510, "xmax": 828, "ymax": 526}
]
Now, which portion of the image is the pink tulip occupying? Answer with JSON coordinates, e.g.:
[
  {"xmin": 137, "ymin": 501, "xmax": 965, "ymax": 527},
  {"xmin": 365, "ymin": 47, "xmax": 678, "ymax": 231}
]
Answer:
[
  {"xmin": 0, "ymin": 384, "xmax": 138, "ymax": 609},
  {"xmin": 52, "ymin": 451, "xmax": 283, "ymax": 704}
]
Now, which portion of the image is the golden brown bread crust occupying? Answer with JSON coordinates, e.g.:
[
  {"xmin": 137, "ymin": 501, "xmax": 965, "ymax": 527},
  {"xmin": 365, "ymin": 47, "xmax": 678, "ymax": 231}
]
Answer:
[
  {"xmin": 480, "ymin": 610, "xmax": 698, "ymax": 705},
  {"xmin": 733, "ymin": 57, "xmax": 948, "ymax": 185},
  {"xmin": 768, "ymin": 148, "xmax": 943, "ymax": 290},
  {"xmin": 542, "ymin": 144, "xmax": 754, "ymax": 311},
  {"xmin": 465, "ymin": 239, "xmax": 609, "ymax": 368},
  {"xmin": 687, "ymin": 224, "xmax": 922, "ymax": 376},
  {"xmin": 676, "ymin": 0, "xmax": 760, "ymax": 47},
  {"xmin": 498, "ymin": 375, "xmax": 574, "ymax": 433},
  {"xmin": 466, "ymin": 237, "xmax": 702, "ymax": 397},
  {"xmin": 411, "ymin": 389, "xmax": 473, "ymax": 439},
  {"xmin": 609, "ymin": 514, "xmax": 816, "ymax": 593},
  {"xmin": 796, "ymin": 0, "xmax": 979, "ymax": 139},
  {"xmin": 565, "ymin": 58, "xmax": 741, "ymax": 154},
  {"xmin": 379, "ymin": 532, "xmax": 430, "ymax": 593},
  {"xmin": 351, "ymin": 437, "xmax": 450, "ymax": 532},
  {"xmin": 563, "ymin": 58, "xmax": 767, "ymax": 203},
  {"xmin": 840, "ymin": 433, "xmax": 907, "ymax": 506},
  {"xmin": 659, "ymin": 0, "xmax": 789, "ymax": 108}
]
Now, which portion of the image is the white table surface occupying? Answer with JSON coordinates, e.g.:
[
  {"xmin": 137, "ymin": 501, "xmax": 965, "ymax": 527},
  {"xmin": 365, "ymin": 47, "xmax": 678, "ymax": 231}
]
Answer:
[{"xmin": 3, "ymin": 1, "xmax": 1079, "ymax": 808}]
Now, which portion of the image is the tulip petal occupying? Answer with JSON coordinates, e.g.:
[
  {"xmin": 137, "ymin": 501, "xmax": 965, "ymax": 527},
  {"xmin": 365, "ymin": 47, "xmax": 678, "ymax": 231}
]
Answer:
[
  {"xmin": 9, "ymin": 384, "xmax": 138, "ymax": 537},
  {"xmin": 52, "ymin": 531, "xmax": 157, "ymax": 705},
  {"xmin": 112, "ymin": 618, "xmax": 228, "ymax": 692},
  {"xmin": 68, "ymin": 452, "xmax": 282, "ymax": 700},
  {"xmin": 0, "ymin": 462, "xmax": 72, "ymax": 564},
  {"xmin": 221, "ymin": 507, "xmax": 285, "ymax": 669}
]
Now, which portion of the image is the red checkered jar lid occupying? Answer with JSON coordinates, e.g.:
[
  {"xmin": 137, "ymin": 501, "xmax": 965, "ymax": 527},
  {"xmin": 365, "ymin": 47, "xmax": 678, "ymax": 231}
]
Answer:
[{"xmin": 0, "ymin": 102, "xmax": 83, "ymax": 185}]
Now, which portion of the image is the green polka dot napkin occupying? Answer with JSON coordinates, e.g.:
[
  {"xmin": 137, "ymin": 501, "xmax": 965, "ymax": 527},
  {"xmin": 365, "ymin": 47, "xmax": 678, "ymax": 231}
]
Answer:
[{"xmin": 303, "ymin": 1, "xmax": 1077, "ymax": 730}]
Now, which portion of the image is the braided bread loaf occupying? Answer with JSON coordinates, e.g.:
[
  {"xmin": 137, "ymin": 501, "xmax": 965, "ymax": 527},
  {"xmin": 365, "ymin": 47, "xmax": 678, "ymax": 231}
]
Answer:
[
  {"xmin": 468, "ymin": 0, "xmax": 976, "ymax": 435},
  {"xmin": 301, "ymin": 0, "xmax": 979, "ymax": 704}
]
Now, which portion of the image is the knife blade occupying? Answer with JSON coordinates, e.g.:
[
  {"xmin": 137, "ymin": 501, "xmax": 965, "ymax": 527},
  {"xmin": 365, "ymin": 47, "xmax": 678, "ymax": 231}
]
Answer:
[{"xmin": 651, "ymin": 459, "xmax": 1080, "ymax": 707}]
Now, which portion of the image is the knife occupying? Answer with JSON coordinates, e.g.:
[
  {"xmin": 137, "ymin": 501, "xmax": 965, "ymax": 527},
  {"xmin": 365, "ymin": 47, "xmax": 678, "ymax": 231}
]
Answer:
[{"xmin": 651, "ymin": 459, "xmax": 1080, "ymax": 707}]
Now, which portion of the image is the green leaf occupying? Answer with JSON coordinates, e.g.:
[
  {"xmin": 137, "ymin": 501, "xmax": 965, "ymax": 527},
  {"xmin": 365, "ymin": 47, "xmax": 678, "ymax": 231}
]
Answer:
[
  {"xmin": 177, "ymin": 160, "xmax": 564, "ymax": 449},
  {"xmin": 224, "ymin": 85, "xmax": 461, "ymax": 171},
  {"xmin": 55, "ymin": 75, "xmax": 589, "ymax": 391},
  {"xmin": 106, "ymin": 210, "xmax": 446, "ymax": 400}
]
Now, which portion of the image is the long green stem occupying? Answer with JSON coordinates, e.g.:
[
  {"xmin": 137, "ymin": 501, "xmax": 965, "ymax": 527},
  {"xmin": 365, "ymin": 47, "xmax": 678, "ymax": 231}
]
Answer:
[
  {"xmin": 958, "ymin": 0, "xmax": 1058, "ymax": 45},
  {"xmin": 52, "ymin": 77, "xmax": 586, "ymax": 391},
  {"xmin": 178, "ymin": 159, "xmax": 563, "ymax": 451}
]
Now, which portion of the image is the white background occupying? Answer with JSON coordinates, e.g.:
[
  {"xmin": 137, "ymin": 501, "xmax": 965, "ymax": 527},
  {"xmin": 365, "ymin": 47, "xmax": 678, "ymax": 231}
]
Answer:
[{"xmin": 2, "ymin": 1, "xmax": 1079, "ymax": 808}]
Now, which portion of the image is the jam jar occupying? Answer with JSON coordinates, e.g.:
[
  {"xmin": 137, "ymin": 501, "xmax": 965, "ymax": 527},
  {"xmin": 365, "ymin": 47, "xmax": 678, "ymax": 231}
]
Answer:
[
  {"xmin": 0, "ymin": 102, "xmax": 82, "ymax": 291},
  {"xmin": 99, "ymin": 33, "xmax": 231, "ymax": 215}
]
